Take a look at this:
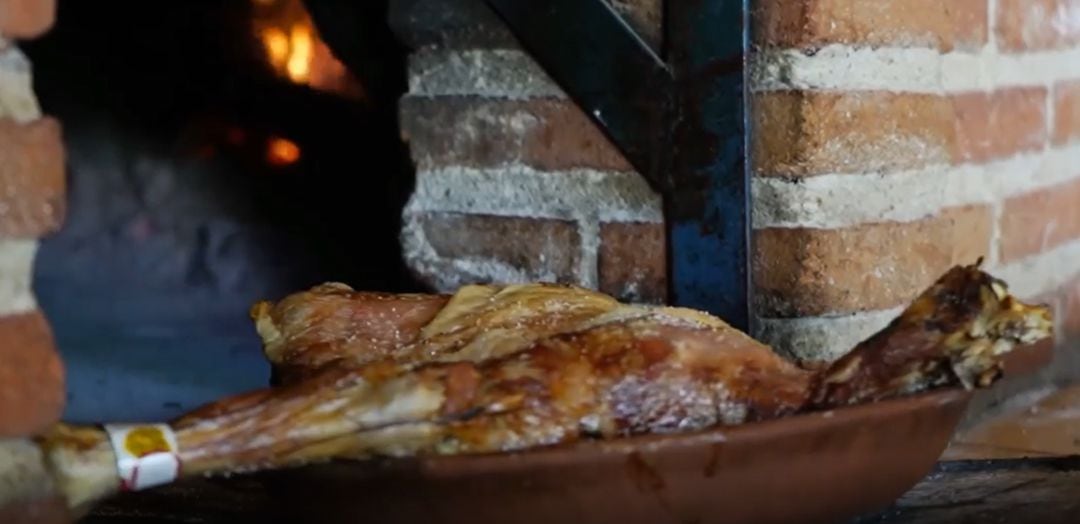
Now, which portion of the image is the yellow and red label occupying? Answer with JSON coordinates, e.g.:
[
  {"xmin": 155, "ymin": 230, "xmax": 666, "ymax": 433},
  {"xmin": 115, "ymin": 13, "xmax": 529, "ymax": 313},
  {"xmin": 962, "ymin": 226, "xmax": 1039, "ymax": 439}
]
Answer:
[{"xmin": 103, "ymin": 424, "xmax": 180, "ymax": 491}]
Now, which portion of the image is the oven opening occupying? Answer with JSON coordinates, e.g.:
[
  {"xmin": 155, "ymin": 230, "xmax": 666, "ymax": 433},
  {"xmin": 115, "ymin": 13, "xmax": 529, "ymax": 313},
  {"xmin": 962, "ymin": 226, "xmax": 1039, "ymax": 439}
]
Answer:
[{"xmin": 24, "ymin": 0, "xmax": 417, "ymax": 423}]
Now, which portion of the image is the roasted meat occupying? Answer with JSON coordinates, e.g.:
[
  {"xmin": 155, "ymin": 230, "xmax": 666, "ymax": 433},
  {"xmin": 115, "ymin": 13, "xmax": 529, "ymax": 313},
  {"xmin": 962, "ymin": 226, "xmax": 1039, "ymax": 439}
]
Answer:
[{"xmin": 38, "ymin": 263, "xmax": 1052, "ymax": 512}]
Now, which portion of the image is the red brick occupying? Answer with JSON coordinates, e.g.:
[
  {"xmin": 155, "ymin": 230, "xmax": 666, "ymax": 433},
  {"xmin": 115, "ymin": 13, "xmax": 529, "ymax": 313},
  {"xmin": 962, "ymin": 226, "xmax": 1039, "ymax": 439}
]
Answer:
[
  {"xmin": 598, "ymin": 221, "xmax": 666, "ymax": 304},
  {"xmin": 997, "ymin": 0, "xmax": 1080, "ymax": 52},
  {"xmin": 754, "ymin": 0, "xmax": 988, "ymax": 51},
  {"xmin": 0, "ymin": 311, "xmax": 64, "ymax": 438},
  {"xmin": 999, "ymin": 178, "xmax": 1080, "ymax": 263},
  {"xmin": 754, "ymin": 205, "xmax": 993, "ymax": 317},
  {"xmin": 418, "ymin": 213, "xmax": 581, "ymax": 284},
  {"xmin": 0, "ymin": 117, "xmax": 65, "ymax": 238},
  {"xmin": 0, "ymin": 0, "xmax": 54, "ymax": 39},
  {"xmin": 1053, "ymin": 80, "xmax": 1080, "ymax": 146},
  {"xmin": 753, "ymin": 89, "xmax": 1048, "ymax": 177},
  {"xmin": 753, "ymin": 91, "xmax": 955, "ymax": 177},
  {"xmin": 952, "ymin": 88, "xmax": 1048, "ymax": 164},
  {"xmin": 400, "ymin": 96, "xmax": 632, "ymax": 172}
]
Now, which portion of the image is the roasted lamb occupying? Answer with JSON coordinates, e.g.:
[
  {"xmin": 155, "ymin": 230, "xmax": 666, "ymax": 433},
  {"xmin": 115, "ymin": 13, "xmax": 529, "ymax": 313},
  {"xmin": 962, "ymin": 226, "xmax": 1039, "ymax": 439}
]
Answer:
[{"xmin": 36, "ymin": 262, "xmax": 1052, "ymax": 512}]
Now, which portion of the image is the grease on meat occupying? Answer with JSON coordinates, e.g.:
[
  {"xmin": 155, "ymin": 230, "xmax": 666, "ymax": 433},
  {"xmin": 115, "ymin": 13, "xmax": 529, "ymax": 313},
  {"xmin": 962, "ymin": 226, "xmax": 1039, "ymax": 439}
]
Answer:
[{"xmin": 39, "ymin": 263, "xmax": 1053, "ymax": 512}]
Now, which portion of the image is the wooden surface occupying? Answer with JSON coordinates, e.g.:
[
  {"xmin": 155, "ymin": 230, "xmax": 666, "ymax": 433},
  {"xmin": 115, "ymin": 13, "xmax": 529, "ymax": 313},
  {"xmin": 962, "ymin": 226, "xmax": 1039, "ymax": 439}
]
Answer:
[
  {"xmin": 944, "ymin": 385, "xmax": 1080, "ymax": 460},
  {"xmin": 79, "ymin": 478, "xmax": 275, "ymax": 524},
  {"xmin": 32, "ymin": 457, "xmax": 1072, "ymax": 523},
  {"xmin": 859, "ymin": 457, "xmax": 1080, "ymax": 523}
]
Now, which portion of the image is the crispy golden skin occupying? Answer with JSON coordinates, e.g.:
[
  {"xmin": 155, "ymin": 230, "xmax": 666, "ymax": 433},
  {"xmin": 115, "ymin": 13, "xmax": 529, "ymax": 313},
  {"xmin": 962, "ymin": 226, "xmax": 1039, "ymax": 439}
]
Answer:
[{"xmin": 39, "ymin": 263, "xmax": 1052, "ymax": 512}]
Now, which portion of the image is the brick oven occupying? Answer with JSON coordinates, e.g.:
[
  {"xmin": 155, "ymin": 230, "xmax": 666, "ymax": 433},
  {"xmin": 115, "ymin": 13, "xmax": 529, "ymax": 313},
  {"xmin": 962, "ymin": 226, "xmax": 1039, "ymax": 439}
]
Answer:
[
  {"xmin": 1, "ymin": 0, "xmax": 1080, "ymax": 518},
  {"xmin": 1, "ymin": 0, "xmax": 1079, "ymax": 434},
  {"xmin": 1, "ymin": 0, "xmax": 423, "ymax": 432}
]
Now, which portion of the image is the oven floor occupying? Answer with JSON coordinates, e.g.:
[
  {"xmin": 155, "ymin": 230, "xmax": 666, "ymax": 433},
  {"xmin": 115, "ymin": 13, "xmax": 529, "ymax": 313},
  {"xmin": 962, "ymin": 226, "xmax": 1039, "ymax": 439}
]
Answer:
[
  {"xmin": 37, "ymin": 281, "xmax": 272, "ymax": 424},
  {"xmin": 57, "ymin": 330, "xmax": 271, "ymax": 424}
]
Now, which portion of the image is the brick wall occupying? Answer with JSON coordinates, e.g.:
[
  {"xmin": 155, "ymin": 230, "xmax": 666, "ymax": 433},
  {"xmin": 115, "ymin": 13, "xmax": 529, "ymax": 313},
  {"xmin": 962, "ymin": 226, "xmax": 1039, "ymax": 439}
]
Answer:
[
  {"xmin": 0, "ymin": 0, "xmax": 64, "ymax": 438},
  {"xmin": 395, "ymin": 0, "xmax": 1080, "ymax": 384},
  {"xmin": 392, "ymin": 0, "xmax": 666, "ymax": 304},
  {"xmin": 750, "ymin": 0, "xmax": 1080, "ymax": 388}
]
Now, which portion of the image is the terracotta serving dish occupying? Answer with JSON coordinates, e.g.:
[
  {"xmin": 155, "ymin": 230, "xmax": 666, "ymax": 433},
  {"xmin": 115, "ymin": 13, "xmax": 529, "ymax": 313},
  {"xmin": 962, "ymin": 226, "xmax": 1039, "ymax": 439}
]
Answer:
[{"xmin": 263, "ymin": 388, "xmax": 973, "ymax": 524}]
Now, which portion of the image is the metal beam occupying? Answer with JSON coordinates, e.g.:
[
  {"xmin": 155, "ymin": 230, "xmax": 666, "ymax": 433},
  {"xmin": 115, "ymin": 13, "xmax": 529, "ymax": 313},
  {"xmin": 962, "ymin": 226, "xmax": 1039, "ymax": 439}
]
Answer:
[
  {"xmin": 665, "ymin": 0, "xmax": 752, "ymax": 330},
  {"xmin": 481, "ymin": 0, "xmax": 675, "ymax": 189},
  {"xmin": 482, "ymin": 0, "xmax": 751, "ymax": 331}
]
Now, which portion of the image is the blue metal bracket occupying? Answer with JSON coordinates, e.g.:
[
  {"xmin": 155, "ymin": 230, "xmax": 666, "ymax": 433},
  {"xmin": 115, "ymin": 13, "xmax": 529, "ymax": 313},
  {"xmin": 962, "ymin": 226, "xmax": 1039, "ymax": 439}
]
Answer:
[{"xmin": 483, "ymin": 0, "xmax": 751, "ymax": 330}]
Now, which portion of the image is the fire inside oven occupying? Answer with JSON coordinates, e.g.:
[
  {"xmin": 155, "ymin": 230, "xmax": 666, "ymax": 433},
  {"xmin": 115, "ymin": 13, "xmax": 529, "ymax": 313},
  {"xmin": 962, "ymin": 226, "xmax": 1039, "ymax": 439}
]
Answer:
[{"xmin": 24, "ymin": 0, "xmax": 418, "ymax": 423}]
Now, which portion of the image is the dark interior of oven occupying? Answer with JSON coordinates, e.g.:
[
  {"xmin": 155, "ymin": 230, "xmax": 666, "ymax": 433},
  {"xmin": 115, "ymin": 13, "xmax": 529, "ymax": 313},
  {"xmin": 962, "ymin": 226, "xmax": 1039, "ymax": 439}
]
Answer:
[{"xmin": 22, "ymin": 0, "xmax": 417, "ymax": 423}]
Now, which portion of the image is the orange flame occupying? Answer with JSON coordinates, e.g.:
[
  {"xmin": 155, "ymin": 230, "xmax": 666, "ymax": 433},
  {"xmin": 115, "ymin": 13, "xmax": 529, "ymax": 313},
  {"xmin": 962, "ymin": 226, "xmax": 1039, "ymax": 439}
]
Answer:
[
  {"xmin": 286, "ymin": 23, "xmax": 313, "ymax": 83},
  {"xmin": 261, "ymin": 27, "xmax": 289, "ymax": 71},
  {"xmin": 251, "ymin": 0, "xmax": 364, "ymax": 99},
  {"xmin": 267, "ymin": 136, "xmax": 301, "ymax": 166}
]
